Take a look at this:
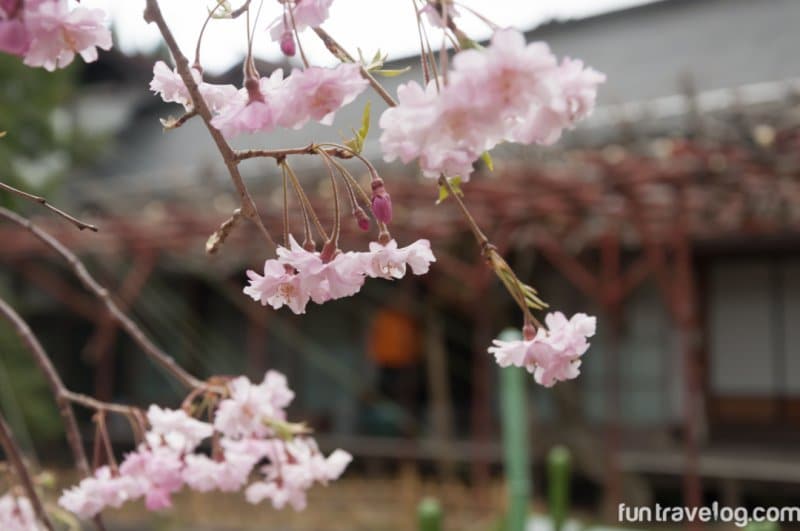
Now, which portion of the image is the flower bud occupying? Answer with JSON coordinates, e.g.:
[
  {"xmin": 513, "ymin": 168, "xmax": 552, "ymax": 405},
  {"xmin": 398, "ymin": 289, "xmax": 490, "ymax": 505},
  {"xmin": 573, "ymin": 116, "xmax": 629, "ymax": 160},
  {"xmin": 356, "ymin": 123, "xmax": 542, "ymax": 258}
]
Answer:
[
  {"xmin": 370, "ymin": 178, "xmax": 392, "ymax": 224},
  {"xmin": 353, "ymin": 206, "xmax": 370, "ymax": 231},
  {"xmin": 280, "ymin": 31, "xmax": 296, "ymax": 57}
]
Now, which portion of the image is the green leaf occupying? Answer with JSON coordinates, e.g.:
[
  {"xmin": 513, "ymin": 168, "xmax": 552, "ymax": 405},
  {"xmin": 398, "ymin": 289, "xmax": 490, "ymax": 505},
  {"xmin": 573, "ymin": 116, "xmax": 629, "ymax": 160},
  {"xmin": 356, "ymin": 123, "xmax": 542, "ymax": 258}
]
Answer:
[
  {"xmin": 343, "ymin": 101, "xmax": 371, "ymax": 154},
  {"xmin": 436, "ymin": 176, "xmax": 463, "ymax": 205},
  {"xmin": 374, "ymin": 67, "xmax": 411, "ymax": 78},
  {"xmin": 480, "ymin": 151, "xmax": 494, "ymax": 171}
]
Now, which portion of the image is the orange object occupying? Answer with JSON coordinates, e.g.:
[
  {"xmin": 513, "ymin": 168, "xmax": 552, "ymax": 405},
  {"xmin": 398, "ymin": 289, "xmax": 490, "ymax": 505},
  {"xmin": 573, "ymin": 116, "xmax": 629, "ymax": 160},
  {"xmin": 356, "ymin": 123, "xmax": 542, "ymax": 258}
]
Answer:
[{"xmin": 367, "ymin": 308, "xmax": 421, "ymax": 368}]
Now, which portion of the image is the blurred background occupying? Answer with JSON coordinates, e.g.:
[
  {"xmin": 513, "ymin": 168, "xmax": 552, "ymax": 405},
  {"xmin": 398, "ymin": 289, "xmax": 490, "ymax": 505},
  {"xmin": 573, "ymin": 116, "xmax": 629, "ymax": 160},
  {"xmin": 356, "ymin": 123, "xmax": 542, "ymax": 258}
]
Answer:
[{"xmin": 1, "ymin": 0, "xmax": 799, "ymax": 529}]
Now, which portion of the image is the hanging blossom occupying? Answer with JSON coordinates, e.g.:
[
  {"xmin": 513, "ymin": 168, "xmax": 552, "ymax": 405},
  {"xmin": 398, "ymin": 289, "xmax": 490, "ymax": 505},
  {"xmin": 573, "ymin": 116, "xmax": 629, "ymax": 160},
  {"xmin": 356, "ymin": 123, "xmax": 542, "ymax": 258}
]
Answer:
[
  {"xmin": 149, "ymin": 61, "xmax": 238, "ymax": 114},
  {"xmin": 0, "ymin": 0, "xmax": 112, "ymax": 71},
  {"xmin": 267, "ymin": 0, "xmax": 334, "ymax": 42},
  {"xmin": 0, "ymin": 493, "xmax": 45, "ymax": 531},
  {"xmin": 203, "ymin": 64, "xmax": 367, "ymax": 138},
  {"xmin": 379, "ymin": 27, "xmax": 605, "ymax": 180},
  {"xmin": 58, "ymin": 371, "xmax": 351, "ymax": 519},
  {"xmin": 244, "ymin": 236, "xmax": 436, "ymax": 314},
  {"xmin": 488, "ymin": 312, "xmax": 597, "ymax": 387}
]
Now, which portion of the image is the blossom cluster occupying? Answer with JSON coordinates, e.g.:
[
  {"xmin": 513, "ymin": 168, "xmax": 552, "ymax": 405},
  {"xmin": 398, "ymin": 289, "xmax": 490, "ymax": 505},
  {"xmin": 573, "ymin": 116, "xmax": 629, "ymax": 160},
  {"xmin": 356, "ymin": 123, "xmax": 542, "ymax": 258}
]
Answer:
[
  {"xmin": 244, "ymin": 237, "xmax": 435, "ymax": 314},
  {"xmin": 488, "ymin": 312, "xmax": 597, "ymax": 387},
  {"xmin": 0, "ymin": 493, "xmax": 43, "ymax": 531},
  {"xmin": 268, "ymin": 0, "xmax": 333, "ymax": 42},
  {"xmin": 0, "ymin": 0, "xmax": 111, "ymax": 71},
  {"xmin": 58, "ymin": 371, "xmax": 351, "ymax": 519},
  {"xmin": 150, "ymin": 62, "xmax": 368, "ymax": 139},
  {"xmin": 379, "ymin": 28, "xmax": 605, "ymax": 179}
]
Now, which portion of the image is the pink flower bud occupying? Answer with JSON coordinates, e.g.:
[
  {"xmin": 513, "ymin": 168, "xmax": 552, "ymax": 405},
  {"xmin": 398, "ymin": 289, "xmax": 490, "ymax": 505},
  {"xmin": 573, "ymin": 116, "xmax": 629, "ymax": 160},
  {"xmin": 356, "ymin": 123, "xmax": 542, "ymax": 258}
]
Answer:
[
  {"xmin": 280, "ymin": 31, "xmax": 296, "ymax": 57},
  {"xmin": 353, "ymin": 207, "xmax": 370, "ymax": 231},
  {"xmin": 370, "ymin": 178, "xmax": 392, "ymax": 224}
]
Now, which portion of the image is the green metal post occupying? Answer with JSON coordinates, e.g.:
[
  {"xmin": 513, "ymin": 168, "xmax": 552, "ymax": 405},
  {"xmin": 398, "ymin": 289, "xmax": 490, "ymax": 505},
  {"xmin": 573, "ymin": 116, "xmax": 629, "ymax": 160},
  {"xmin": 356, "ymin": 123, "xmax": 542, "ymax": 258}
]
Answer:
[
  {"xmin": 418, "ymin": 497, "xmax": 443, "ymax": 531},
  {"xmin": 547, "ymin": 445, "xmax": 572, "ymax": 531},
  {"xmin": 499, "ymin": 328, "xmax": 531, "ymax": 531}
]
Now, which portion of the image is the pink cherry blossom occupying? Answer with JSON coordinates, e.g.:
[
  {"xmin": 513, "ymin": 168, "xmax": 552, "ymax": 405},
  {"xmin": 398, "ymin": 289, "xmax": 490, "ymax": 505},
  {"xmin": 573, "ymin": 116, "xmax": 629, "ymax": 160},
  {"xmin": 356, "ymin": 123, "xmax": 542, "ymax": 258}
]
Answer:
[
  {"xmin": 118, "ymin": 445, "xmax": 185, "ymax": 511},
  {"xmin": 379, "ymin": 28, "xmax": 604, "ymax": 180},
  {"xmin": 58, "ymin": 465, "xmax": 146, "ymax": 519},
  {"xmin": 245, "ymin": 438, "xmax": 351, "ymax": 511},
  {"xmin": 360, "ymin": 239, "xmax": 436, "ymax": 280},
  {"xmin": 243, "ymin": 259, "xmax": 311, "ymax": 315},
  {"xmin": 268, "ymin": 0, "xmax": 334, "ymax": 41},
  {"xmin": 145, "ymin": 405, "xmax": 214, "ymax": 453},
  {"xmin": 214, "ymin": 371, "xmax": 295, "ymax": 439},
  {"xmin": 23, "ymin": 1, "xmax": 111, "ymax": 71},
  {"xmin": 487, "ymin": 312, "xmax": 597, "ymax": 387},
  {"xmin": 0, "ymin": 493, "xmax": 45, "ymax": 531},
  {"xmin": 211, "ymin": 69, "xmax": 287, "ymax": 138},
  {"xmin": 150, "ymin": 61, "xmax": 239, "ymax": 113},
  {"xmin": 281, "ymin": 64, "xmax": 368, "ymax": 128},
  {"xmin": 276, "ymin": 236, "xmax": 365, "ymax": 303},
  {"xmin": 0, "ymin": 17, "xmax": 29, "ymax": 57}
]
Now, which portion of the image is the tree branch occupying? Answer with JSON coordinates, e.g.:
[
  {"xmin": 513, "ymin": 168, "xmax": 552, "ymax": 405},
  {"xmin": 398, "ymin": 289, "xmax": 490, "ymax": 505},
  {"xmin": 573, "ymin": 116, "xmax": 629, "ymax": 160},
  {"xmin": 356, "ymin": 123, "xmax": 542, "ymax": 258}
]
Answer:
[
  {"xmin": 0, "ymin": 181, "xmax": 97, "ymax": 232},
  {"xmin": 0, "ymin": 409, "xmax": 54, "ymax": 530},
  {"xmin": 143, "ymin": 0, "xmax": 274, "ymax": 248},
  {"xmin": 0, "ymin": 295, "xmax": 105, "ymax": 529},
  {"xmin": 0, "ymin": 207, "xmax": 209, "ymax": 391}
]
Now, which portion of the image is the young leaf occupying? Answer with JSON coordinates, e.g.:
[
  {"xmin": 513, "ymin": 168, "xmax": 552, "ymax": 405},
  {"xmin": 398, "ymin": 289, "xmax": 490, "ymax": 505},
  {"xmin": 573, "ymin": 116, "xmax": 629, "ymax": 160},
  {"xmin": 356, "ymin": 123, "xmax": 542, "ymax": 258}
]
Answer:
[
  {"xmin": 435, "ymin": 176, "xmax": 463, "ymax": 205},
  {"xmin": 343, "ymin": 101, "xmax": 371, "ymax": 154},
  {"xmin": 480, "ymin": 151, "xmax": 494, "ymax": 171},
  {"xmin": 374, "ymin": 67, "xmax": 412, "ymax": 78}
]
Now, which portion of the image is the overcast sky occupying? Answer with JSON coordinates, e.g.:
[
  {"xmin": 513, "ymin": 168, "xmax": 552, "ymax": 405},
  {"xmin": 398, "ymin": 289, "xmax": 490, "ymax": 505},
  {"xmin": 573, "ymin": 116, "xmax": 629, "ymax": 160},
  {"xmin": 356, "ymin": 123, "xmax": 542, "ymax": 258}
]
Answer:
[{"xmin": 76, "ymin": 0, "xmax": 653, "ymax": 73}]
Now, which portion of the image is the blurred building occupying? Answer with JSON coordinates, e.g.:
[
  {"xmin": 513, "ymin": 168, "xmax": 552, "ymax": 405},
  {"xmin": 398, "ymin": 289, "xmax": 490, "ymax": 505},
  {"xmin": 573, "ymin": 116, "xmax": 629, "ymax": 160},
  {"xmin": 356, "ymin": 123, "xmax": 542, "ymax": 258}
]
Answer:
[{"xmin": 2, "ymin": 0, "xmax": 800, "ymax": 513}]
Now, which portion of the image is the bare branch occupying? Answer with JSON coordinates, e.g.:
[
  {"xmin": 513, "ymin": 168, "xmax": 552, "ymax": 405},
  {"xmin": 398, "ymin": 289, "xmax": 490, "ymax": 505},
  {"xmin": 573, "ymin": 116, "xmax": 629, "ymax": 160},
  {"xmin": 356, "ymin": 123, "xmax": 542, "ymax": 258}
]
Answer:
[
  {"xmin": 0, "ymin": 181, "xmax": 97, "ymax": 232},
  {"xmin": 0, "ymin": 410, "xmax": 54, "ymax": 530},
  {"xmin": 235, "ymin": 144, "xmax": 352, "ymax": 162},
  {"xmin": 0, "ymin": 207, "xmax": 210, "ymax": 391},
  {"xmin": 0, "ymin": 295, "xmax": 106, "ymax": 530}
]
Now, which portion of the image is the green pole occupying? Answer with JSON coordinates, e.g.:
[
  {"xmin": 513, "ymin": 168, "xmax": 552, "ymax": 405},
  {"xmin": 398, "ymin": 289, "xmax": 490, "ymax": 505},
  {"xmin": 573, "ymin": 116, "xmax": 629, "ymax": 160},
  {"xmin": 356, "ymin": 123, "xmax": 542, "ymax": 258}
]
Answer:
[
  {"xmin": 547, "ymin": 445, "xmax": 572, "ymax": 531},
  {"xmin": 499, "ymin": 328, "xmax": 531, "ymax": 531},
  {"xmin": 418, "ymin": 497, "xmax": 443, "ymax": 531}
]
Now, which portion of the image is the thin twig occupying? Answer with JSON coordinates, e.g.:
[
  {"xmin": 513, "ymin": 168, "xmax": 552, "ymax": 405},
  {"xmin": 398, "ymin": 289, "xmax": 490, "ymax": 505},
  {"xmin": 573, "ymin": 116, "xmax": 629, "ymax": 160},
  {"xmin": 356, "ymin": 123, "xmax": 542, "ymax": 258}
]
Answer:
[
  {"xmin": 0, "ymin": 181, "xmax": 97, "ymax": 232},
  {"xmin": 0, "ymin": 410, "xmax": 54, "ymax": 530},
  {"xmin": 0, "ymin": 207, "xmax": 209, "ymax": 391},
  {"xmin": 312, "ymin": 27, "xmax": 397, "ymax": 108},
  {"xmin": 235, "ymin": 145, "xmax": 350, "ymax": 161},
  {"xmin": 143, "ymin": 0, "xmax": 274, "ymax": 248},
  {"xmin": 0, "ymin": 295, "xmax": 105, "ymax": 530}
]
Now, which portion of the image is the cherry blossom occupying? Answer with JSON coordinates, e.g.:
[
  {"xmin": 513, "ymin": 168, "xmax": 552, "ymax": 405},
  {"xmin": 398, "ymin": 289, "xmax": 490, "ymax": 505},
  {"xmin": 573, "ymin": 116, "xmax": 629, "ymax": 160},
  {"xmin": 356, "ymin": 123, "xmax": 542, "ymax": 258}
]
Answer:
[
  {"xmin": 22, "ymin": 1, "xmax": 111, "ymax": 71},
  {"xmin": 360, "ymin": 239, "xmax": 436, "ymax": 280},
  {"xmin": 0, "ymin": 17, "xmax": 28, "ymax": 57},
  {"xmin": 214, "ymin": 371, "xmax": 295, "ymax": 439},
  {"xmin": 245, "ymin": 438, "xmax": 352, "ymax": 511},
  {"xmin": 282, "ymin": 64, "xmax": 368, "ymax": 128},
  {"xmin": 145, "ymin": 405, "xmax": 214, "ymax": 453},
  {"xmin": 0, "ymin": 493, "xmax": 45, "ymax": 531},
  {"xmin": 379, "ymin": 28, "xmax": 604, "ymax": 179},
  {"xmin": 268, "ymin": 0, "xmax": 334, "ymax": 41},
  {"xmin": 276, "ymin": 236, "xmax": 366, "ymax": 303},
  {"xmin": 211, "ymin": 69, "xmax": 287, "ymax": 138},
  {"xmin": 149, "ymin": 61, "xmax": 238, "ymax": 113},
  {"xmin": 58, "ymin": 465, "xmax": 147, "ymax": 519},
  {"xmin": 243, "ymin": 259, "xmax": 312, "ymax": 314},
  {"xmin": 487, "ymin": 312, "xmax": 597, "ymax": 387}
]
